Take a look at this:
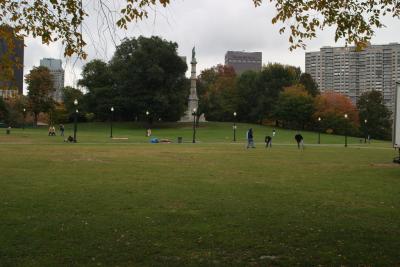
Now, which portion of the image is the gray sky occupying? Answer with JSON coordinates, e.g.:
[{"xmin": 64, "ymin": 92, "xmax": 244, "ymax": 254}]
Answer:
[{"xmin": 23, "ymin": 0, "xmax": 400, "ymax": 92}]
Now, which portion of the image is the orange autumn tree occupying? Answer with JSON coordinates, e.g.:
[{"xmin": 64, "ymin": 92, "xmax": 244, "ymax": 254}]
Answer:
[{"xmin": 314, "ymin": 91, "xmax": 359, "ymax": 135}]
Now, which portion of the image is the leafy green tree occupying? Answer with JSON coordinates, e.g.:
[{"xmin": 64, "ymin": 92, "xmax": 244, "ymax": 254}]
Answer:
[
  {"xmin": 198, "ymin": 65, "xmax": 238, "ymax": 121},
  {"xmin": 109, "ymin": 36, "xmax": 188, "ymax": 121},
  {"xmin": 25, "ymin": 66, "xmax": 55, "ymax": 126},
  {"xmin": 273, "ymin": 85, "xmax": 315, "ymax": 129},
  {"xmin": 78, "ymin": 59, "xmax": 114, "ymax": 120},
  {"xmin": 299, "ymin": 73, "xmax": 319, "ymax": 97},
  {"xmin": 357, "ymin": 91, "xmax": 392, "ymax": 140},
  {"xmin": 237, "ymin": 63, "xmax": 300, "ymax": 123},
  {"xmin": 78, "ymin": 60, "xmax": 112, "ymax": 90}
]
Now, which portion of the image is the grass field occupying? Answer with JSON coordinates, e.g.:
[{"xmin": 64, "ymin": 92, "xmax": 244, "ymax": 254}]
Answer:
[{"xmin": 0, "ymin": 122, "xmax": 399, "ymax": 266}]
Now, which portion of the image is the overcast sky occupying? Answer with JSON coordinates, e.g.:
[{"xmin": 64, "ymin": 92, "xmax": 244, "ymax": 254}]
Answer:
[{"xmin": 23, "ymin": 0, "xmax": 400, "ymax": 93}]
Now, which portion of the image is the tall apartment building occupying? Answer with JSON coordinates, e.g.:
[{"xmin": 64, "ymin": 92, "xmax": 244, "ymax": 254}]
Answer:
[
  {"xmin": 305, "ymin": 43, "xmax": 400, "ymax": 110},
  {"xmin": 40, "ymin": 58, "xmax": 65, "ymax": 102},
  {"xmin": 0, "ymin": 33, "xmax": 24, "ymax": 99},
  {"xmin": 225, "ymin": 51, "xmax": 262, "ymax": 75}
]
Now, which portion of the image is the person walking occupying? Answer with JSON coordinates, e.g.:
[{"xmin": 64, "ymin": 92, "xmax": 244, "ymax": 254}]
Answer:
[
  {"xmin": 246, "ymin": 128, "xmax": 255, "ymax": 148},
  {"xmin": 295, "ymin": 133, "xmax": 304, "ymax": 150},
  {"xmin": 265, "ymin": 135, "xmax": 272, "ymax": 148},
  {"xmin": 59, "ymin": 124, "xmax": 65, "ymax": 136}
]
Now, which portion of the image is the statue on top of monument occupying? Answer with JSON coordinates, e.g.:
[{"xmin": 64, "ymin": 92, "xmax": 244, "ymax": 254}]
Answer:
[{"xmin": 192, "ymin": 46, "xmax": 196, "ymax": 62}]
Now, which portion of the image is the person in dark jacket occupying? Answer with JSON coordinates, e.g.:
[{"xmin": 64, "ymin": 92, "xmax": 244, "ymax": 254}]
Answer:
[
  {"xmin": 265, "ymin": 135, "xmax": 272, "ymax": 148},
  {"xmin": 246, "ymin": 128, "xmax": 255, "ymax": 148},
  {"xmin": 295, "ymin": 133, "xmax": 304, "ymax": 150}
]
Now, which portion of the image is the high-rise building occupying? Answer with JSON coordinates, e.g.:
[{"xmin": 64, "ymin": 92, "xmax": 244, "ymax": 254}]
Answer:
[
  {"xmin": 305, "ymin": 43, "xmax": 400, "ymax": 110},
  {"xmin": 225, "ymin": 51, "xmax": 262, "ymax": 75},
  {"xmin": 0, "ymin": 31, "xmax": 24, "ymax": 99},
  {"xmin": 40, "ymin": 58, "xmax": 65, "ymax": 102}
]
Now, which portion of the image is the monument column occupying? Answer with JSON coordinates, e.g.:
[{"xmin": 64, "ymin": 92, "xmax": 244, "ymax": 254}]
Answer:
[{"xmin": 180, "ymin": 47, "xmax": 205, "ymax": 122}]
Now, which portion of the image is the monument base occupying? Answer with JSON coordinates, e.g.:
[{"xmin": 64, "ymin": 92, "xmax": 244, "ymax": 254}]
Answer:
[{"xmin": 179, "ymin": 112, "xmax": 206, "ymax": 123}]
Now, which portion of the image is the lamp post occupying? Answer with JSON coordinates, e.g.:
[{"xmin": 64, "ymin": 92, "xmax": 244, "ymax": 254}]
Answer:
[
  {"xmin": 318, "ymin": 117, "xmax": 321, "ymax": 144},
  {"xmin": 110, "ymin": 107, "xmax": 114, "ymax": 138},
  {"xmin": 73, "ymin": 99, "xmax": 78, "ymax": 143},
  {"xmin": 233, "ymin": 112, "xmax": 237, "ymax": 142},
  {"xmin": 364, "ymin": 119, "xmax": 368, "ymax": 143},
  {"xmin": 344, "ymin": 113, "xmax": 348, "ymax": 147},
  {"xmin": 192, "ymin": 108, "xmax": 197, "ymax": 143},
  {"xmin": 22, "ymin": 108, "xmax": 26, "ymax": 130},
  {"xmin": 145, "ymin": 110, "xmax": 150, "ymax": 136}
]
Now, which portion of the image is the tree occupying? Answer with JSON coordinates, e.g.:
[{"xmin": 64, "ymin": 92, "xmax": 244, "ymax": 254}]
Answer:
[
  {"xmin": 198, "ymin": 65, "xmax": 238, "ymax": 121},
  {"xmin": 197, "ymin": 67, "xmax": 219, "ymax": 119},
  {"xmin": 273, "ymin": 85, "xmax": 315, "ymax": 129},
  {"xmin": 108, "ymin": 36, "xmax": 188, "ymax": 121},
  {"xmin": 237, "ymin": 63, "xmax": 300, "ymax": 123},
  {"xmin": 2, "ymin": 0, "xmax": 396, "ymax": 81},
  {"xmin": 78, "ymin": 60, "xmax": 112, "ymax": 90},
  {"xmin": 78, "ymin": 59, "xmax": 113, "ymax": 120},
  {"xmin": 252, "ymin": 0, "xmax": 396, "ymax": 50},
  {"xmin": 0, "ymin": 98, "xmax": 9, "ymax": 122},
  {"xmin": 357, "ymin": 91, "xmax": 392, "ymax": 140},
  {"xmin": 314, "ymin": 91, "xmax": 359, "ymax": 135},
  {"xmin": 62, "ymin": 86, "xmax": 85, "ymax": 121},
  {"xmin": 299, "ymin": 73, "xmax": 319, "ymax": 97},
  {"xmin": 3, "ymin": 95, "xmax": 28, "ymax": 126},
  {"xmin": 25, "ymin": 66, "xmax": 55, "ymax": 126},
  {"xmin": 235, "ymin": 70, "xmax": 260, "ymax": 123}
]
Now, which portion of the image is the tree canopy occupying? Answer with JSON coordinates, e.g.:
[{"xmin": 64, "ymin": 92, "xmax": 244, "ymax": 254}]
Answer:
[
  {"xmin": 198, "ymin": 65, "xmax": 238, "ymax": 121},
  {"xmin": 273, "ymin": 85, "xmax": 315, "ymax": 129},
  {"xmin": 25, "ymin": 66, "xmax": 55, "ymax": 125},
  {"xmin": 357, "ymin": 90, "xmax": 392, "ymax": 140},
  {"xmin": 79, "ymin": 36, "xmax": 188, "ymax": 121},
  {"xmin": 237, "ymin": 63, "xmax": 300, "ymax": 123},
  {"xmin": 314, "ymin": 91, "xmax": 359, "ymax": 135}
]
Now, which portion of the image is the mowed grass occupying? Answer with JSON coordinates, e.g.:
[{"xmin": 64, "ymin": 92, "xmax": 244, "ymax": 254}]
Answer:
[
  {"xmin": 0, "ymin": 123, "xmax": 399, "ymax": 266},
  {"xmin": 0, "ymin": 121, "xmax": 390, "ymax": 145}
]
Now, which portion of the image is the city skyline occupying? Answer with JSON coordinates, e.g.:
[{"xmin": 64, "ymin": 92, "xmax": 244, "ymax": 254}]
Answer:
[{"xmin": 20, "ymin": 0, "xmax": 400, "ymax": 93}]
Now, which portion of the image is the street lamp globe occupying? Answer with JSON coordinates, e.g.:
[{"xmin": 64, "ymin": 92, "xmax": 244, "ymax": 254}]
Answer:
[
  {"xmin": 364, "ymin": 119, "xmax": 367, "ymax": 123},
  {"xmin": 344, "ymin": 114, "xmax": 348, "ymax": 119},
  {"xmin": 193, "ymin": 108, "xmax": 196, "ymax": 113},
  {"xmin": 146, "ymin": 110, "xmax": 149, "ymax": 116},
  {"xmin": 111, "ymin": 107, "xmax": 114, "ymax": 112},
  {"xmin": 23, "ymin": 108, "xmax": 26, "ymax": 112},
  {"xmin": 318, "ymin": 117, "xmax": 321, "ymax": 121},
  {"xmin": 74, "ymin": 99, "xmax": 78, "ymax": 106},
  {"xmin": 233, "ymin": 112, "xmax": 237, "ymax": 117}
]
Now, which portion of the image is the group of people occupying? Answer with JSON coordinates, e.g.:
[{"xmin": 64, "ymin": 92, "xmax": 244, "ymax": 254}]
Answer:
[
  {"xmin": 48, "ymin": 124, "xmax": 65, "ymax": 137},
  {"xmin": 246, "ymin": 128, "xmax": 304, "ymax": 150}
]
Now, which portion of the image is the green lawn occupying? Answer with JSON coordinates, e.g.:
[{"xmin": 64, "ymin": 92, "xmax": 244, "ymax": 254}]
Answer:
[
  {"xmin": 0, "ymin": 121, "xmax": 390, "ymax": 145},
  {"xmin": 0, "ymin": 123, "xmax": 399, "ymax": 266}
]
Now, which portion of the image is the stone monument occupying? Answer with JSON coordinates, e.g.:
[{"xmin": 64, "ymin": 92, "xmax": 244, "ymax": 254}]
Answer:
[{"xmin": 180, "ymin": 47, "xmax": 206, "ymax": 122}]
